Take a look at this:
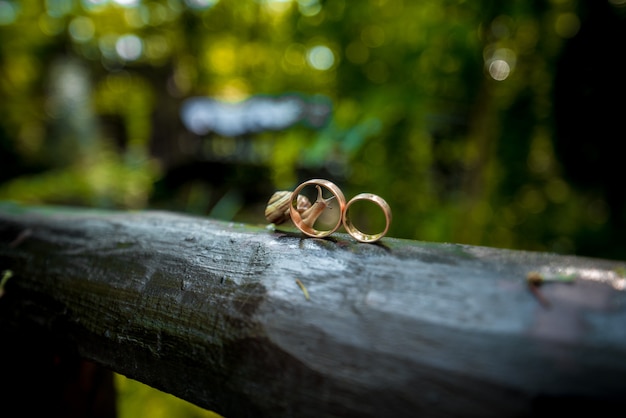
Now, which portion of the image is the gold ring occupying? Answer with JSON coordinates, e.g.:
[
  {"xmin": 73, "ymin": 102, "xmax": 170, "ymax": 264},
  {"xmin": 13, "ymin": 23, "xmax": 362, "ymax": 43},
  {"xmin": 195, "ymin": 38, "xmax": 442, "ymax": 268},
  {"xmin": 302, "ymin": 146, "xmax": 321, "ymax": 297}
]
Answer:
[
  {"xmin": 342, "ymin": 193, "xmax": 392, "ymax": 243},
  {"xmin": 290, "ymin": 179, "xmax": 346, "ymax": 238}
]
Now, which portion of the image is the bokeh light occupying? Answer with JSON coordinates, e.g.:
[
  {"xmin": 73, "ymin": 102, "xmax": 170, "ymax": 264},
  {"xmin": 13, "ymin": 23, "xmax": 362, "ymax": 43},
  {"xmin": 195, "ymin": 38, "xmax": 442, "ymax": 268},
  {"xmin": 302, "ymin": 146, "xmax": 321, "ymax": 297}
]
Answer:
[
  {"xmin": 185, "ymin": 0, "xmax": 219, "ymax": 10},
  {"xmin": 81, "ymin": 0, "xmax": 108, "ymax": 11},
  {"xmin": 46, "ymin": 0, "xmax": 73, "ymax": 17},
  {"xmin": 307, "ymin": 45, "xmax": 335, "ymax": 70},
  {"xmin": 297, "ymin": 0, "xmax": 321, "ymax": 16},
  {"xmin": 0, "ymin": 0, "xmax": 17, "ymax": 25},
  {"xmin": 555, "ymin": 12, "xmax": 580, "ymax": 39},
  {"xmin": 484, "ymin": 47, "xmax": 516, "ymax": 81},
  {"xmin": 116, "ymin": 34, "xmax": 143, "ymax": 61},
  {"xmin": 113, "ymin": 0, "xmax": 140, "ymax": 7},
  {"xmin": 69, "ymin": 16, "xmax": 95, "ymax": 43},
  {"xmin": 488, "ymin": 59, "xmax": 510, "ymax": 81}
]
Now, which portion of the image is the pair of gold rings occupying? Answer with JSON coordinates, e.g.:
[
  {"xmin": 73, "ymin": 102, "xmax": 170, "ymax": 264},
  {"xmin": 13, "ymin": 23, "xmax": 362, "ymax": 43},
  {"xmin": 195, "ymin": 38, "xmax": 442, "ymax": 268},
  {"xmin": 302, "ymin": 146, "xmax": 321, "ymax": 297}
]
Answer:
[{"xmin": 265, "ymin": 178, "xmax": 392, "ymax": 243}]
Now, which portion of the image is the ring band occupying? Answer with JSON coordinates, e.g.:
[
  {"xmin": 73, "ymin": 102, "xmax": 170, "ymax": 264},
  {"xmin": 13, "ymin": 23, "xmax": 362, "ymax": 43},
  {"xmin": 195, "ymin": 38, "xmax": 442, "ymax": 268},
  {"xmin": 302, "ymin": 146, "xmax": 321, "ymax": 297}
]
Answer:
[
  {"xmin": 290, "ymin": 179, "xmax": 346, "ymax": 238},
  {"xmin": 342, "ymin": 193, "xmax": 392, "ymax": 243}
]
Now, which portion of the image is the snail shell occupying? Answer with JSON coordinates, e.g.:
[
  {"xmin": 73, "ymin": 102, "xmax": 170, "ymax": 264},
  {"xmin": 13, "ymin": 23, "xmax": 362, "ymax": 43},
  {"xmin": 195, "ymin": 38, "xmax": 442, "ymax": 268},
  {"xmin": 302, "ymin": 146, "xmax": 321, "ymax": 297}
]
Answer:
[{"xmin": 265, "ymin": 191, "xmax": 311, "ymax": 225}]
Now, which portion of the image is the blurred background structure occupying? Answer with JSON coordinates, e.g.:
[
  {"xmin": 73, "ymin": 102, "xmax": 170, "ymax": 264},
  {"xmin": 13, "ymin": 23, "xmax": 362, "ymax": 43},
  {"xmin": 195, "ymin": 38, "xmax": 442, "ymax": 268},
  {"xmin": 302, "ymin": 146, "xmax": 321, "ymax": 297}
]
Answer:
[{"xmin": 1, "ymin": 0, "xmax": 625, "ymax": 413}]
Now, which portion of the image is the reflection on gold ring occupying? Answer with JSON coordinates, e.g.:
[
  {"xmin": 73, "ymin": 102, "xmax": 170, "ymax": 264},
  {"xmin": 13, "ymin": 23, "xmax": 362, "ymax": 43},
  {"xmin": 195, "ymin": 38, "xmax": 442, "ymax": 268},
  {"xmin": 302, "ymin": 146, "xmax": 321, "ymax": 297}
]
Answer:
[
  {"xmin": 290, "ymin": 179, "xmax": 346, "ymax": 238},
  {"xmin": 342, "ymin": 193, "xmax": 392, "ymax": 243}
]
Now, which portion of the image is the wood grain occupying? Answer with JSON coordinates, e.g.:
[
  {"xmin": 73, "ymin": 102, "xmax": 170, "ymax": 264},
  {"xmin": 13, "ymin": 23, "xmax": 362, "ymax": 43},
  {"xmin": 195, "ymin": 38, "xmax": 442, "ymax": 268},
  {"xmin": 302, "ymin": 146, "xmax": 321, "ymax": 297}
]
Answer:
[{"xmin": 1, "ymin": 203, "xmax": 625, "ymax": 417}]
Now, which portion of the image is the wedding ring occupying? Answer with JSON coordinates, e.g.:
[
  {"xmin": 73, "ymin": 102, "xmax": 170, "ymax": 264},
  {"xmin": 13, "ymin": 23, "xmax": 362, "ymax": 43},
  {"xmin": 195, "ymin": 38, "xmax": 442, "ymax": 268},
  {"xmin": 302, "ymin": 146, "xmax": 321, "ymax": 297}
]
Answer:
[
  {"xmin": 290, "ymin": 179, "xmax": 346, "ymax": 238},
  {"xmin": 342, "ymin": 193, "xmax": 392, "ymax": 243}
]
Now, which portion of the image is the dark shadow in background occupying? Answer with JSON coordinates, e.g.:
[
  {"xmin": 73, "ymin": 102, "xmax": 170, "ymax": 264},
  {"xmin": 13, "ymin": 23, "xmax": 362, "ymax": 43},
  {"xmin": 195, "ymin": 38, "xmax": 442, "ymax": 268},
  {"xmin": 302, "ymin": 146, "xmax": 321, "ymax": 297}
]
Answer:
[{"xmin": 553, "ymin": 0, "xmax": 626, "ymax": 260}]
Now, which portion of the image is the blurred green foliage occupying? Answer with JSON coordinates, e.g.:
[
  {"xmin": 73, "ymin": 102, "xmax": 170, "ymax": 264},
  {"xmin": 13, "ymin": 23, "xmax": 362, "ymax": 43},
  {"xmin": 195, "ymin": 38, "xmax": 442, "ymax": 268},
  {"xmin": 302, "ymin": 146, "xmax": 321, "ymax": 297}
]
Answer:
[
  {"xmin": 1, "ymin": 0, "xmax": 625, "ymax": 414},
  {"xmin": 116, "ymin": 373, "xmax": 223, "ymax": 418},
  {"xmin": 1, "ymin": 1, "xmax": 623, "ymax": 250}
]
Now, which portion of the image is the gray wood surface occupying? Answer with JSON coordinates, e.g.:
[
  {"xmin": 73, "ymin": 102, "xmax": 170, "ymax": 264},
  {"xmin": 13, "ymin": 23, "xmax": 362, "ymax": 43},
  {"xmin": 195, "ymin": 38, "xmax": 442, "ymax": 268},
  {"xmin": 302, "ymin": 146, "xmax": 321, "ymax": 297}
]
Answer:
[{"xmin": 1, "ymin": 202, "xmax": 625, "ymax": 417}]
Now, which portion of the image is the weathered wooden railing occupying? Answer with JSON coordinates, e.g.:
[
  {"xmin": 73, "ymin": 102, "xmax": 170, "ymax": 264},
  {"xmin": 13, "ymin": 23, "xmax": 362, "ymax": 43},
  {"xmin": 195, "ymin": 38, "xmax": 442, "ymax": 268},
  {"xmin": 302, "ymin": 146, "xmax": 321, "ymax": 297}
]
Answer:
[{"xmin": 1, "ymin": 202, "xmax": 625, "ymax": 417}]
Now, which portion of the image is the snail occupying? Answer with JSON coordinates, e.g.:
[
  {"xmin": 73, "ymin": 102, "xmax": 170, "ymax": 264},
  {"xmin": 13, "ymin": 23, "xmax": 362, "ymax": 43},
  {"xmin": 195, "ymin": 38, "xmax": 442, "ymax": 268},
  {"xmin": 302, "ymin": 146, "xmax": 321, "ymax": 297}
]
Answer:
[
  {"xmin": 265, "ymin": 191, "xmax": 311, "ymax": 225},
  {"xmin": 298, "ymin": 185, "xmax": 336, "ymax": 228},
  {"xmin": 265, "ymin": 185, "xmax": 335, "ymax": 227}
]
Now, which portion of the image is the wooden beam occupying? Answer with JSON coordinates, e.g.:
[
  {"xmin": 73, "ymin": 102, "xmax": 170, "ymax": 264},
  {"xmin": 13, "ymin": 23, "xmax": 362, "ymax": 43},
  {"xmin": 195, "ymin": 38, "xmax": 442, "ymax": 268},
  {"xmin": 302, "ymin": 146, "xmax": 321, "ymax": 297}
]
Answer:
[{"xmin": 1, "ymin": 202, "xmax": 625, "ymax": 417}]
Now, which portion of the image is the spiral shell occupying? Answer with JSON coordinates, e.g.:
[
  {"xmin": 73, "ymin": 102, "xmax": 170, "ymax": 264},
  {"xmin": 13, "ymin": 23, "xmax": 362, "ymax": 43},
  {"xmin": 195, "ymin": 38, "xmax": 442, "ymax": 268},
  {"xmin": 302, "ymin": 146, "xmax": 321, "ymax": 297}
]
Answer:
[{"xmin": 265, "ymin": 191, "xmax": 311, "ymax": 225}]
